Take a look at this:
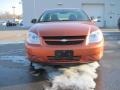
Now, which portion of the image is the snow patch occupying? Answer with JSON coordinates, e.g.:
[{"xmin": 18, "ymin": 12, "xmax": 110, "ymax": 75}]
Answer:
[
  {"xmin": 0, "ymin": 56, "xmax": 29, "ymax": 66},
  {"xmin": 0, "ymin": 41, "xmax": 24, "ymax": 45},
  {"xmin": 104, "ymin": 50, "xmax": 115, "ymax": 53}
]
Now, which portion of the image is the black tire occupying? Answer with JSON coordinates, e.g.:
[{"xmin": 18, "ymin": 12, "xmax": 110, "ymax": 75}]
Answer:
[
  {"xmin": 29, "ymin": 61, "xmax": 35, "ymax": 71},
  {"xmin": 30, "ymin": 61, "xmax": 33, "ymax": 67}
]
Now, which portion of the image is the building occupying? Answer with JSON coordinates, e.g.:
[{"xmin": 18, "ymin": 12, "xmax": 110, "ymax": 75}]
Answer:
[{"xmin": 22, "ymin": 0, "xmax": 120, "ymax": 28}]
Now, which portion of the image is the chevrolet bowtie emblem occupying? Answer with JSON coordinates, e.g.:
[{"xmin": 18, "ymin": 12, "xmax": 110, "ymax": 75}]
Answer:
[{"xmin": 61, "ymin": 39, "xmax": 68, "ymax": 42}]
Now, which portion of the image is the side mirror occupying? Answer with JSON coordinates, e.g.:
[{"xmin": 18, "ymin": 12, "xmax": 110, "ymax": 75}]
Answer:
[
  {"xmin": 31, "ymin": 19, "xmax": 37, "ymax": 24},
  {"xmin": 90, "ymin": 17, "xmax": 99, "ymax": 22},
  {"xmin": 93, "ymin": 18, "xmax": 98, "ymax": 22}
]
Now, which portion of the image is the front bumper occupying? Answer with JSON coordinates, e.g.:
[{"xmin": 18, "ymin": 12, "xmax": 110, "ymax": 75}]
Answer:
[{"xmin": 25, "ymin": 41, "xmax": 104, "ymax": 64}]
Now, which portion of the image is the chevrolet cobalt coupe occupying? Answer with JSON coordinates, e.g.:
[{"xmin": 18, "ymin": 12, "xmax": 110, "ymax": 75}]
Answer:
[{"xmin": 25, "ymin": 9, "xmax": 104, "ymax": 65}]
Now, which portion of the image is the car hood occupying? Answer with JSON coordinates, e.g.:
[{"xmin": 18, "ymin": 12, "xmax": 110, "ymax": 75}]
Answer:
[{"xmin": 30, "ymin": 21, "xmax": 98, "ymax": 36}]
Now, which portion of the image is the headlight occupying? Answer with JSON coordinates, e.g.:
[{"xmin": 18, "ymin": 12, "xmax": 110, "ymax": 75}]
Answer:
[
  {"xmin": 27, "ymin": 32, "xmax": 40, "ymax": 44},
  {"xmin": 86, "ymin": 30, "xmax": 103, "ymax": 44}
]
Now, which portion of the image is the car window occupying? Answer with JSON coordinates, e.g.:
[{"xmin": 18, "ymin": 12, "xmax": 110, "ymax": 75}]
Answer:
[{"xmin": 38, "ymin": 10, "xmax": 89, "ymax": 22}]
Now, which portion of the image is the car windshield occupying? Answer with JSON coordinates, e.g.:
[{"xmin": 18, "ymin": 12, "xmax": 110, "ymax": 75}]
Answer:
[{"xmin": 38, "ymin": 9, "xmax": 89, "ymax": 22}]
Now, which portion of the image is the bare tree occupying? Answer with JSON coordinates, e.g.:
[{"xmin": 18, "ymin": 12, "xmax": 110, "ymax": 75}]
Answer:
[{"xmin": 0, "ymin": 12, "xmax": 22, "ymax": 19}]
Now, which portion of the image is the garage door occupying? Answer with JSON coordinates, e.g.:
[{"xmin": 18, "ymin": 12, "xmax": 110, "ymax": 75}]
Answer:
[{"xmin": 82, "ymin": 4, "xmax": 105, "ymax": 27}]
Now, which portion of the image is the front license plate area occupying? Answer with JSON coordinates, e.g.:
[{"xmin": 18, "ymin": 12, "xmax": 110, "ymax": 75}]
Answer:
[{"xmin": 55, "ymin": 50, "xmax": 73, "ymax": 60}]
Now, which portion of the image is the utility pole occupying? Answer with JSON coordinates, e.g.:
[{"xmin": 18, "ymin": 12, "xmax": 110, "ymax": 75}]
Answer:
[
  {"xmin": 33, "ymin": 0, "xmax": 36, "ymax": 17},
  {"xmin": 12, "ymin": 6, "xmax": 16, "ymax": 21}
]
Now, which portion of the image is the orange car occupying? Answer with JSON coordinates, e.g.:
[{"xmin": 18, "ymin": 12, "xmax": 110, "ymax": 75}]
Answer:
[{"xmin": 25, "ymin": 8, "xmax": 104, "ymax": 66}]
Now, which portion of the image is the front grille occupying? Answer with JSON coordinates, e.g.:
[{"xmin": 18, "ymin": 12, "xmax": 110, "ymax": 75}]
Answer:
[
  {"xmin": 42, "ymin": 36, "xmax": 86, "ymax": 45},
  {"xmin": 45, "ymin": 40, "xmax": 83, "ymax": 45},
  {"xmin": 43, "ymin": 36, "xmax": 85, "ymax": 39}
]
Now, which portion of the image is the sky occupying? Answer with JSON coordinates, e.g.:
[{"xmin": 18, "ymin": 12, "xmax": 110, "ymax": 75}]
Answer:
[{"xmin": 0, "ymin": 0, "xmax": 22, "ymax": 15}]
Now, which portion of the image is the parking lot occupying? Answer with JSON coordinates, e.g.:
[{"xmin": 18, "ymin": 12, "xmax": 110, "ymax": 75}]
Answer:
[{"xmin": 0, "ymin": 28, "xmax": 120, "ymax": 90}]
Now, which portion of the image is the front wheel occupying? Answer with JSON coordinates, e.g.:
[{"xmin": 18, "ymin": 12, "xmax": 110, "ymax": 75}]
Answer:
[
  {"xmin": 29, "ymin": 61, "xmax": 36, "ymax": 72},
  {"xmin": 30, "ymin": 61, "xmax": 33, "ymax": 67}
]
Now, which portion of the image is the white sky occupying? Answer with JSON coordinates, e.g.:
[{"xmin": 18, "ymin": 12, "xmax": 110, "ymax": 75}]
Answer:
[{"xmin": 0, "ymin": 0, "xmax": 22, "ymax": 15}]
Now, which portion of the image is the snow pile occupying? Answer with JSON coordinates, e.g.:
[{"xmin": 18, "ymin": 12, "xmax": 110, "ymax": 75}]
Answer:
[
  {"xmin": 35, "ymin": 62, "xmax": 99, "ymax": 90},
  {"xmin": 0, "ymin": 55, "xmax": 100, "ymax": 90}
]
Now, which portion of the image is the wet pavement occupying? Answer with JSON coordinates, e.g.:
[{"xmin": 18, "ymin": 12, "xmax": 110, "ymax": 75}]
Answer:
[
  {"xmin": 0, "ymin": 32, "xmax": 120, "ymax": 90},
  {"xmin": 96, "ymin": 41, "xmax": 120, "ymax": 90},
  {"xmin": 104, "ymin": 32, "xmax": 120, "ymax": 40}
]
